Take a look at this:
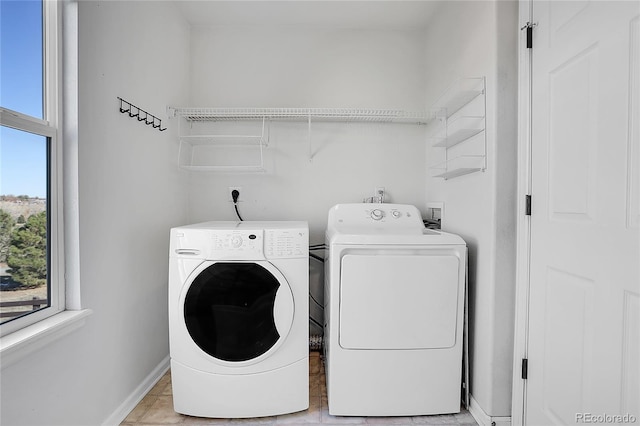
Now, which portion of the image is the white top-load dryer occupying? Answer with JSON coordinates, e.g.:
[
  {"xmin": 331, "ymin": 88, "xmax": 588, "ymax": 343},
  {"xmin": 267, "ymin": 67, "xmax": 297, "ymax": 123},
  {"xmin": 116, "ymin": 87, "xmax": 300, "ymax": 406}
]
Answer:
[{"xmin": 324, "ymin": 204, "xmax": 466, "ymax": 416}]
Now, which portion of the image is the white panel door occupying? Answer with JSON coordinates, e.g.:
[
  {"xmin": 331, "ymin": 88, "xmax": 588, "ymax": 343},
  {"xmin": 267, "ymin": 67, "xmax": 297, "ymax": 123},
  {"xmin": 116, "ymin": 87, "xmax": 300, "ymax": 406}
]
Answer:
[{"xmin": 527, "ymin": 1, "xmax": 640, "ymax": 424}]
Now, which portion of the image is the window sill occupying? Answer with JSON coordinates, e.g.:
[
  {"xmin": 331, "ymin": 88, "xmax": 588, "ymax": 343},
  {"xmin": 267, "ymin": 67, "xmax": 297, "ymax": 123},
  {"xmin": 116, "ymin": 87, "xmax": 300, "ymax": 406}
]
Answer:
[{"xmin": 0, "ymin": 309, "xmax": 92, "ymax": 370}]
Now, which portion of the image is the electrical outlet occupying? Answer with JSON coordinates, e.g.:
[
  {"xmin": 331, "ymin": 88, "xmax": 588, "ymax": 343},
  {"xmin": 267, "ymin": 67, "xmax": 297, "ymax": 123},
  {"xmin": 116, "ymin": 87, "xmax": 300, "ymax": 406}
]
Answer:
[
  {"xmin": 228, "ymin": 187, "xmax": 242, "ymax": 202},
  {"xmin": 426, "ymin": 202, "xmax": 444, "ymax": 221}
]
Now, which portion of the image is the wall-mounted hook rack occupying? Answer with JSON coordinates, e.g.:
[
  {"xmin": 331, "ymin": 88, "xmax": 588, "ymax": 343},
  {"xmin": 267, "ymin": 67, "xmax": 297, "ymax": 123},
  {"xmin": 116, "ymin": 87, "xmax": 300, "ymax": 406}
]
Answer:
[{"xmin": 118, "ymin": 97, "xmax": 166, "ymax": 131}]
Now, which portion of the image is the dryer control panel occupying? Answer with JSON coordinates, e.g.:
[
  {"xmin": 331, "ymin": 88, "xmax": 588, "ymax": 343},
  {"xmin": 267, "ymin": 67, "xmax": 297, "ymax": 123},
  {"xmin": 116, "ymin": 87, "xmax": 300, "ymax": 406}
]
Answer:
[{"xmin": 328, "ymin": 203, "xmax": 423, "ymax": 228}]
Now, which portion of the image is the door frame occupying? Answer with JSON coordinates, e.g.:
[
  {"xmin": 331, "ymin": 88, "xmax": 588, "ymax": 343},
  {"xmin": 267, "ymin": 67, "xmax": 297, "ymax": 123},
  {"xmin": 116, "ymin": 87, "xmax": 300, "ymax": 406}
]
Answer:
[{"xmin": 512, "ymin": 0, "xmax": 533, "ymax": 424}]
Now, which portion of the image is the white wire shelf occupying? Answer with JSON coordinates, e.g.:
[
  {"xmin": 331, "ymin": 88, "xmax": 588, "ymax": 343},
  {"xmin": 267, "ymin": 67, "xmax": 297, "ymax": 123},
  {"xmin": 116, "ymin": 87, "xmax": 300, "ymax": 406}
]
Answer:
[
  {"xmin": 427, "ymin": 77, "xmax": 487, "ymax": 180},
  {"xmin": 434, "ymin": 167, "xmax": 483, "ymax": 180},
  {"xmin": 432, "ymin": 116, "xmax": 485, "ymax": 148},
  {"xmin": 169, "ymin": 107, "xmax": 430, "ymax": 124},
  {"xmin": 429, "ymin": 155, "xmax": 486, "ymax": 180},
  {"xmin": 427, "ymin": 77, "xmax": 485, "ymax": 120},
  {"xmin": 170, "ymin": 107, "xmax": 429, "ymax": 172}
]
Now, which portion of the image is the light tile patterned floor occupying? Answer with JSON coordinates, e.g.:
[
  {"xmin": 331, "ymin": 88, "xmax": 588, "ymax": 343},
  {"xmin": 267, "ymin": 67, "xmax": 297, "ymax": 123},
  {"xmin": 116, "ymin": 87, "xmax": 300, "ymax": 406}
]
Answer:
[{"xmin": 121, "ymin": 352, "xmax": 477, "ymax": 425}]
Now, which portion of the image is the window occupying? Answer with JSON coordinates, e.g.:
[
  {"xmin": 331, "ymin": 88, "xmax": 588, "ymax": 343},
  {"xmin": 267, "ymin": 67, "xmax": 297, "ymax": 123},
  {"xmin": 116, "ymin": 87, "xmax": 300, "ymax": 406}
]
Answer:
[{"xmin": 0, "ymin": 0, "xmax": 64, "ymax": 336}]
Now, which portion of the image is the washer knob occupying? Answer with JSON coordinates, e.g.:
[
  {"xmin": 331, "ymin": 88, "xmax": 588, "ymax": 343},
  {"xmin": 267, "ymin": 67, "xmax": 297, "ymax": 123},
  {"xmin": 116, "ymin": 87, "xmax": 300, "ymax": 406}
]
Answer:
[
  {"xmin": 370, "ymin": 209, "xmax": 384, "ymax": 220},
  {"xmin": 231, "ymin": 236, "xmax": 243, "ymax": 248},
  {"xmin": 392, "ymin": 210, "xmax": 402, "ymax": 218}
]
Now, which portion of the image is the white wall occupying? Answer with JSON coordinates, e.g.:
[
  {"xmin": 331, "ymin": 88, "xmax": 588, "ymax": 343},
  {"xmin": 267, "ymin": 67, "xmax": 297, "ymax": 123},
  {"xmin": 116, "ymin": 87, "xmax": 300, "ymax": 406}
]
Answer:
[
  {"xmin": 0, "ymin": 3, "xmax": 519, "ymax": 424},
  {"xmin": 0, "ymin": 2, "xmax": 190, "ymax": 425},
  {"xmin": 186, "ymin": 25, "xmax": 428, "ymax": 244},
  {"xmin": 423, "ymin": 0, "xmax": 518, "ymax": 418}
]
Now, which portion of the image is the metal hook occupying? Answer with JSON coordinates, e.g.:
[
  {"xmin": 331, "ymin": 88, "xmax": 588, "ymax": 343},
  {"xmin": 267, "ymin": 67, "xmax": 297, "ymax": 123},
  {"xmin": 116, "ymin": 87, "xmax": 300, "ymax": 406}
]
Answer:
[
  {"xmin": 118, "ymin": 97, "xmax": 130, "ymax": 114},
  {"xmin": 153, "ymin": 116, "xmax": 167, "ymax": 131},
  {"xmin": 138, "ymin": 110, "xmax": 147, "ymax": 122}
]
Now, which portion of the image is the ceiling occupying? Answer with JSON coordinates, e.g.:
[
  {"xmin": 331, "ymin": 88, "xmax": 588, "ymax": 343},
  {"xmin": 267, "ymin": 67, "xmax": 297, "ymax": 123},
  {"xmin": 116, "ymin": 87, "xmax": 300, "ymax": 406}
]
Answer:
[{"xmin": 177, "ymin": 1, "xmax": 442, "ymax": 29}]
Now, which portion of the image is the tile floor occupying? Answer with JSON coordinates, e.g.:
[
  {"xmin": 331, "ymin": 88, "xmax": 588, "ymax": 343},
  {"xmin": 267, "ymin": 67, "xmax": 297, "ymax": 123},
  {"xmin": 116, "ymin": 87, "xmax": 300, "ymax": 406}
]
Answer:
[{"xmin": 121, "ymin": 352, "xmax": 477, "ymax": 425}]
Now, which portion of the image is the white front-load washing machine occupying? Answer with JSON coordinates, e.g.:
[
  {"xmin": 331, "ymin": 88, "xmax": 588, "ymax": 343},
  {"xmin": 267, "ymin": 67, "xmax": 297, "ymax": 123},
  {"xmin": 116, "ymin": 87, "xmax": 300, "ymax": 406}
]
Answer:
[
  {"xmin": 168, "ymin": 221, "xmax": 309, "ymax": 418},
  {"xmin": 324, "ymin": 204, "xmax": 466, "ymax": 416}
]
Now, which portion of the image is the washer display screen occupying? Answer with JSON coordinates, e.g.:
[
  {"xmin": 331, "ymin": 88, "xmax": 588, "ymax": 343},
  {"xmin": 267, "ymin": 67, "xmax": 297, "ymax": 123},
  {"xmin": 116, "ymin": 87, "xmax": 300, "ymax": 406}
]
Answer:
[{"xmin": 184, "ymin": 262, "xmax": 280, "ymax": 362}]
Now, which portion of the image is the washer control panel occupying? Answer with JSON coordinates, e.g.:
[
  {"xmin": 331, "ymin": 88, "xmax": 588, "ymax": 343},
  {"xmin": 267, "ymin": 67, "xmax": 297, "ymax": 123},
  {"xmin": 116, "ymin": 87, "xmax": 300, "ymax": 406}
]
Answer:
[
  {"xmin": 210, "ymin": 230, "xmax": 264, "ymax": 259},
  {"xmin": 265, "ymin": 229, "xmax": 308, "ymax": 259},
  {"xmin": 208, "ymin": 228, "xmax": 308, "ymax": 259},
  {"xmin": 171, "ymin": 222, "xmax": 309, "ymax": 261}
]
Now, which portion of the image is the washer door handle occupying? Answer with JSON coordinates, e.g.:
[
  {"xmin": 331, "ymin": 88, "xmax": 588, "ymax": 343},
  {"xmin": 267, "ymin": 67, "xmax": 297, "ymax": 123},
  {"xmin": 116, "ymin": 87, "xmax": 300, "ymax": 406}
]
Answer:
[{"xmin": 175, "ymin": 248, "xmax": 201, "ymax": 256}]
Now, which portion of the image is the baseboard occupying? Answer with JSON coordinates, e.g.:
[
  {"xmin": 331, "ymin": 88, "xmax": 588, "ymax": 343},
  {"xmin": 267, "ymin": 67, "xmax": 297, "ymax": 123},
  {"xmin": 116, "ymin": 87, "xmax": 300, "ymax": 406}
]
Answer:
[
  {"xmin": 102, "ymin": 355, "xmax": 171, "ymax": 426},
  {"xmin": 468, "ymin": 394, "xmax": 511, "ymax": 426}
]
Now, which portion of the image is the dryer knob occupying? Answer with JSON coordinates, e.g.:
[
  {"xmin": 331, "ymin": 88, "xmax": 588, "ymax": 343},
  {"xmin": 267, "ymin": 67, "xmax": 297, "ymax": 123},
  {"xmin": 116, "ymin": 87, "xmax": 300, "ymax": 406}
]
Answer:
[{"xmin": 371, "ymin": 209, "xmax": 384, "ymax": 220}]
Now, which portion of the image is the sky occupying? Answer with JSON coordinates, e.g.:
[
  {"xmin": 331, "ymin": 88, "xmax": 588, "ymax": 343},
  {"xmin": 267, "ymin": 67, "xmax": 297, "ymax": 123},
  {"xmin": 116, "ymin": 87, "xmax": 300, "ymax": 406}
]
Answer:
[{"xmin": 0, "ymin": 0, "xmax": 47, "ymax": 198}]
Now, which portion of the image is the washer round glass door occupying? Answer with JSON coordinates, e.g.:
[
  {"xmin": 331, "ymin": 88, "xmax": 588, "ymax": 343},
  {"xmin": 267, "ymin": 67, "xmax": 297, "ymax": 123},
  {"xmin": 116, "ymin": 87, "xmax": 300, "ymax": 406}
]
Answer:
[{"xmin": 182, "ymin": 261, "xmax": 294, "ymax": 363}]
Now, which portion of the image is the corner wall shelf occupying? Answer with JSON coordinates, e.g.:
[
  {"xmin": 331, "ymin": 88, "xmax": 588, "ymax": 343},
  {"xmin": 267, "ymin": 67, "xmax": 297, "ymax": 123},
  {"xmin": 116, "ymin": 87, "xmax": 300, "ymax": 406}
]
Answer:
[
  {"xmin": 427, "ymin": 77, "xmax": 487, "ymax": 180},
  {"xmin": 431, "ymin": 116, "xmax": 485, "ymax": 148},
  {"xmin": 426, "ymin": 78, "xmax": 485, "ymax": 121},
  {"xmin": 430, "ymin": 155, "xmax": 486, "ymax": 179},
  {"xmin": 169, "ymin": 107, "xmax": 430, "ymax": 171}
]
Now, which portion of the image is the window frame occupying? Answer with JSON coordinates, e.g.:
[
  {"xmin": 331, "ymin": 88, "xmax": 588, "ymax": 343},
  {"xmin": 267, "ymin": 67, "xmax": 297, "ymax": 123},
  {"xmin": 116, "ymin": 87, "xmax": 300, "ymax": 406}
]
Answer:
[{"xmin": 0, "ymin": 0, "xmax": 65, "ymax": 337}]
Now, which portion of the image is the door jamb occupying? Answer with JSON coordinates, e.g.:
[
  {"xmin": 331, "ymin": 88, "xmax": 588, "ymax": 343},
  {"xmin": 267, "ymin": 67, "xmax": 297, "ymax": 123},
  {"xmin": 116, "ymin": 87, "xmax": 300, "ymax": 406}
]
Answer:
[{"xmin": 512, "ymin": 0, "xmax": 534, "ymax": 424}]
